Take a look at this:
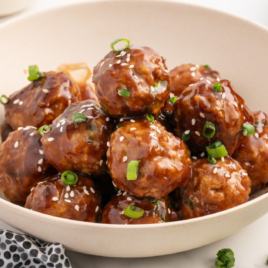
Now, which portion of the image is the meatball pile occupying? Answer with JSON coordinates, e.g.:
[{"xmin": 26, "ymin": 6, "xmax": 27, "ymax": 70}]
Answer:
[{"xmin": 0, "ymin": 38, "xmax": 262, "ymax": 224}]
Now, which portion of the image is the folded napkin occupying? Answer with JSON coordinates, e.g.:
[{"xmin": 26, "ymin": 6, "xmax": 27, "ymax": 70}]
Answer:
[{"xmin": 0, "ymin": 230, "xmax": 72, "ymax": 268}]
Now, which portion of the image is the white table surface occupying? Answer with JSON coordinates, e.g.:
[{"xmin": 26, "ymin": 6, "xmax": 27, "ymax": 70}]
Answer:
[{"xmin": 1, "ymin": 1, "xmax": 268, "ymax": 267}]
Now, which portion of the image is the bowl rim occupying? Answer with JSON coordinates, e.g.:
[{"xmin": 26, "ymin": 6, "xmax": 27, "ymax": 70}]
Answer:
[{"xmin": 1, "ymin": 0, "xmax": 268, "ymax": 229}]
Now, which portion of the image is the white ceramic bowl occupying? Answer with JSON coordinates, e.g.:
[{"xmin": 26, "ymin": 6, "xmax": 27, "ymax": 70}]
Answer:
[
  {"xmin": 0, "ymin": 0, "xmax": 268, "ymax": 258},
  {"xmin": 0, "ymin": 0, "xmax": 35, "ymax": 17}
]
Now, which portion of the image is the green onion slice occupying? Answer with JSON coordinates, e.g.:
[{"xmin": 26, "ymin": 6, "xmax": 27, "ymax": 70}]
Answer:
[
  {"xmin": 88, "ymin": 136, "xmax": 94, "ymax": 142},
  {"xmin": 186, "ymin": 197, "xmax": 196, "ymax": 210},
  {"xmin": 182, "ymin": 132, "xmax": 190, "ymax": 142},
  {"xmin": 154, "ymin": 82, "xmax": 159, "ymax": 87},
  {"xmin": 127, "ymin": 160, "xmax": 140, "ymax": 181},
  {"xmin": 215, "ymin": 248, "xmax": 235, "ymax": 268},
  {"xmin": 61, "ymin": 171, "xmax": 78, "ymax": 185},
  {"xmin": 203, "ymin": 64, "xmax": 211, "ymax": 69},
  {"xmin": 242, "ymin": 123, "xmax": 255, "ymax": 136},
  {"xmin": 213, "ymin": 82, "xmax": 222, "ymax": 92},
  {"xmin": 203, "ymin": 122, "xmax": 216, "ymax": 138},
  {"xmin": 168, "ymin": 96, "xmax": 178, "ymax": 105},
  {"xmin": 37, "ymin": 125, "xmax": 51, "ymax": 136},
  {"xmin": 119, "ymin": 88, "xmax": 130, "ymax": 98},
  {"xmin": 123, "ymin": 204, "xmax": 144, "ymax": 219},
  {"xmin": 110, "ymin": 38, "xmax": 130, "ymax": 52},
  {"xmin": 146, "ymin": 114, "xmax": 154, "ymax": 123},
  {"xmin": 208, "ymin": 155, "xmax": 217, "ymax": 164},
  {"xmin": 27, "ymin": 65, "xmax": 44, "ymax": 81},
  {"xmin": 72, "ymin": 113, "xmax": 86, "ymax": 124},
  {"xmin": 105, "ymin": 166, "xmax": 110, "ymax": 174},
  {"xmin": 0, "ymin": 95, "xmax": 9, "ymax": 105},
  {"xmin": 206, "ymin": 141, "xmax": 228, "ymax": 158}
]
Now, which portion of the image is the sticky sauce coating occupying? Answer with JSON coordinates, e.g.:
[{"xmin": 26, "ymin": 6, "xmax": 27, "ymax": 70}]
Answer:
[
  {"xmin": 101, "ymin": 194, "xmax": 179, "ymax": 224},
  {"xmin": 107, "ymin": 118, "xmax": 192, "ymax": 198},
  {"xmin": 173, "ymin": 79, "xmax": 254, "ymax": 156},
  {"xmin": 41, "ymin": 100, "xmax": 113, "ymax": 176},
  {"xmin": 93, "ymin": 46, "xmax": 170, "ymax": 117},
  {"xmin": 4, "ymin": 71, "xmax": 81, "ymax": 130},
  {"xmin": 180, "ymin": 157, "xmax": 251, "ymax": 219},
  {"xmin": 25, "ymin": 173, "xmax": 101, "ymax": 222},
  {"xmin": 0, "ymin": 128, "xmax": 55, "ymax": 205}
]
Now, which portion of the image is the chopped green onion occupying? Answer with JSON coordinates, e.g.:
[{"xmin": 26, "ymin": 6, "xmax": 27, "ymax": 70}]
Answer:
[
  {"xmin": 186, "ymin": 197, "xmax": 196, "ymax": 210},
  {"xmin": 206, "ymin": 141, "xmax": 228, "ymax": 158},
  {"xmin": 203, "ymin": 64, "xmax": 211, "ymax": 69},
  {"xmin": 119, "ymin": 88, "xmax": 130, "ymax": 98},
  {"xmin": 0, "ymin": 95, "xmax": 9, "ymax": 105},
  {"xmin": 27, "ymin": 65, "xmax": 44, "ymax": 81},
  {"xmin": 123, "ymin": 204, "xmax": 144, "ymax": 219},
  {"xmin": 88, "ymin": 136, "xmax": 94, "ymax": 142},
  {"xmin": 242, "ymin": 123, "xmax": 255, "ymax": 136},
  {"xmin": 203, "ymin": 122, "xmax": 216, "ymax": 138},
  {"xmin": 72, "ymin": 113, "xmax": 86, "ymax": 124},
  {"xmin": 37, "ymin": 125, "xmax": 51, "ymax": 136},
  {"xmin": 213, "ymin": 82, "xmax": 222, "ymax": 92},
  {"xmin": 61, "ymin": 171, "xmax": 78, "ymax": 185},
  {"xmin": 110, "ymin": 38, "xmax": 130, "ymax": 52},
  {"xmin": 100, "ymin": 103, "xmax": 109, "ymax": 114},
  {"xmin": 154, "ymin": 82, "xmax": 159, "ymax": 87},
  {"xmin": 127, "ymin": 160, "xmax": 140, "ymax": 181},
  {"xmin": 105, "ymin": 166, "xmax": 110, "ymax": 174},
  {"xmin": 146, "ymin": 114, "xmax": 154, "ymax": 123},
  {"xmin": 168, "ymin": 96, "xmax": 178, "ymax": 105},
  {"xmin": 208, "ymin": 155, "xmax": 217, "ymax": 164},
  {"xmin": 182, "ymin": 132, "xmax": 190, "ymax": 142},
  {"xmin": 117, "ymin": 124, "xmax": 124, "ymax": 129},
  {"xmin": 215, "ymin": 248, "xmax": 235, "ymax": 268}
]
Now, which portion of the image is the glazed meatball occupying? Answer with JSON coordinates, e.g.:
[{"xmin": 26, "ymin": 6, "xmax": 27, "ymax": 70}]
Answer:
[
  {"xmin": 4, "ymin": 71, "xmax": 81, "ymax": 130},
  {"xmin": 233, "ymin": 111, "xmax": 268, "ymax": 193},
  {"xmin": 170, "ymin": 64, "xmax": 220, "ymax": 96},
  {"xmin": 180, "ymin": 157, "xmax": 251, "ymax": 219},
  {"xmin": 101, "ymin": 193, "xmax": 179, "ymax": 224},
  {"xmin": 1, "ymin": 120, "xmax": 13, "ymax": 142},
  {"xmin": 0, "ymin": 127, "xmax": 55, "ymax": 204},
  {"xmin": 173, "ymin": 79, "xmax": 254, "ymax": 156},
  {"xmin": 93, "ymin": 45, "xmax": 170, "ymax": 117},
  {"xmin": 107, "ymin": 118, "xmax": 192, "ymax": 198},
  {"xmin": 25, "ymin": 173, "xmax": 101, "ymax": 222},
  {"xmin": 42, "ymin": 100, "xmax": 113, "ymax": 175}
]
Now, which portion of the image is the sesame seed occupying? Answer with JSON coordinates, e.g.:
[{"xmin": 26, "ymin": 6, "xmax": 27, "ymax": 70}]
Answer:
[
  {"xmin": 100, "ymin": 62, "xmax": 104, "ymax": 67},
  {"xmin": 65, "ymin": 193, "xmax": 69, "ymax": 199},
  {"xmin": 195, "ymin": 131, "xmax": 200, "ymax": 136},
  {"xmin": 112, "ymin": 181, "xmax": 116, "ymax": 187},
  {"xmin": 127, "ymin": 53, "xmax": 130, "ymax": 58},
  {"xmin": 95, "ymin": 206, "xmax": 99, "ymax": 212},
  {"xmin": 64, "ymin": 199, "xmax": 71, "ymax": 203},
  {"xmin": 38, "ymin": 159, "xmax": 43, "ymax": 165},
  {"xmin": 52, "ymin": 197, "xmax": 58, "ymax": 201},
  {"xmin": 81, "ymin": 104, "xmax": 94, "ymax": 108},
  {"xmin": 185, "ymin": 130, "xmax": 190, "ymax": 135},
  {"xmin": 106, "ymin": 117, "xmax": 110, "ymax": 122},
  {"xmin": 99, "ymin": 160, "xmax": 103, "ymax": 166},
  {"xmin": 60, "ymin": 127, "xmax": 63, "ymax": 133},
  {"xmin": 56, "ymin": 123, "xmax": 60, "ymax": 128},
  {"xmin": 90, "ymin": 187, "xmax": 95, "ymax": 193},
  {"xmin": 39, "ymin": 150, "xmax": 44, "ymax": 155},
  {"xmin": 241, "ymin": 104, "xmax": 244, "ymax": 109},
  {"xmin": 84, "ymin": 189, "xmax": 89, "ymax": 195},
  {"xmin": 126, "ymin": 58, "xmax": 130, "ymax": 62},
  {"xmin": 200, "ymin": 152, "xmax": 205, "ymax": 157},
  {"xmin": 75, "ymin": 205, "xmax": 80, "ymax": 211},
  {"xmin": 189, "ymin": 67, "xmax": 196, "ymax": 71},
  {"xmin": 61, "ymin": 119, "xmax": 66, "ymax": 125},
  {"xmin": 66, "ymin": 186, "xmax": 70, "ymax": 192},
  {"xmin": 19, "ymin": 101, "xmax": 23, "ymax": 105},
  {"xmin": 116, "ymin": 59, "xmax": 121, "ymax": 64},
  {"xmin": 30, "ymin": 132, "xmax": 35, "ymax": 136},
  {"xmin": 123, "ymin": 192, "xmax": 127, "ymax": 196},
  {"xmin": 168, "ymin": 208, "xmax": 171, "ymax": 214},
  {"xmin": 87, "ymin": 107, "xmax": 94, "ymax": 111},
  {"xmin": 14, "ymin": 141, "xmax": 19, "ymax": 148},
  {"xmin": 45, "ymin": 108, "xmax": 50, "ymax": 115},
  {"xmin": 200, "ymin": 112, "xmax": 205, "ymax": 118},
  {"xmin": 120, "ymin": 136, "xmax": 124, "ymax": 142},
  {"xmin": 156, "ymin": 129, "xmax": 161, "ymax": 134},
  {"xmin": 130, "ymin": 119, "xmax": 135, "ymax": 123},
  {"xmin": 121, "ymin": 63, "xmax": 128, "ymax": 66},
  {"xmin": 192, "ymin": 156, "xmax": 197, "ymax": 160},
  {"xmin": 242, "ymin": 172, "xmax": 248, "ymax": 176},
  {"xmin": 43, "ymin": 89, "xmax": 49, "ymax": 93},
  {"xmin": 68, "ymin": 99, "xmax": 71, "ymax": 105},
  {"xmin": 107, "ymin": 141, "xmax": 110, "ymax": 147},
  {"xmin": 13, "ymin": 99, "xmax": 20, "ymax": 104},
  {"xmin": 225, "ymin": 173, "xmax": 231, "ymax": 178},
  {"xmin": 37, "ymin": 182, "xmax": 43, "ymax": 185},
  {"xmin": 134, "ymin": 75, "xmax": 139, "ymax": 80},
  {"xmin": 130, "ymin": 127, "xmax": 136, "ymax": 131},
  {"xmin": 233, "ymin": 102, "xmax": 238, "ymax": 108},
  {"xmin": 129, "ymin": 65, "xmax": 134, "ymax": 68},
  {"xmin": 87, "ymin": 115, "xmax": 93, "ymax": 119},
  {"xmin": 18, "ymin": 127, "xmax": 23, "ymax": 130},
  {"xmin": 255, "ymin": 133, "xmax": 259, "ymax": 139},
  {"xmin": 80, "ymin": 109, "xmax": 85, "ymax": 113},
  {"xmin": 120, "ymin": 118, "xmax": 124, "ymax": 122},
  {"xmin": 37, "ymin": 166, "xmax": 42, "ymax": 172},
  {"xmin": 192, "ymin": 119, "xmax": 195, "ymax": 125},
  {"xmin": 70, "ymin": 191, "xmax": 74, "ymax": 197},
  {"xmin": 109, "ymin": 64, "xmax": 112, "ymax": 67},
  {"xmin": 213, "ymin": 167, "xmax": 218, "ymax": 174},
  {"xmin": 127, "ymin": 197, "xmax": 132, "ymax": 201},
  {"xmin": 222, "ymin": 93, "xmax": 226, "ymax": 99},
  {"xmin": 221, "ymin": 157, "xmax": 225, "ymax": 161},
  {"xmin": 47, "ymin": 137, "xmax": 54, "ymax": 142},
  {"xmin": 31, "ymin": 187, "xmax": 35, "ymax": 192}
]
